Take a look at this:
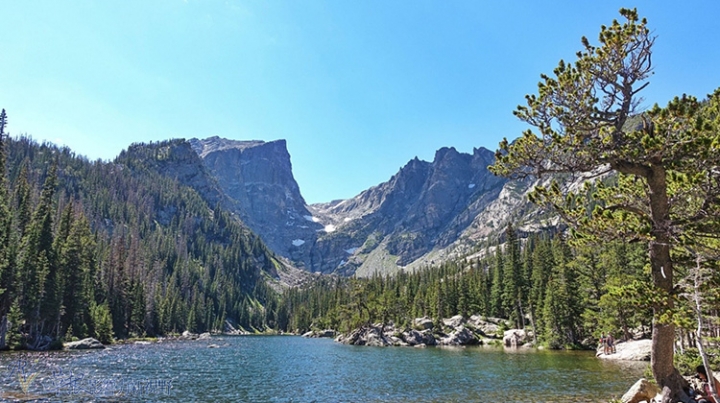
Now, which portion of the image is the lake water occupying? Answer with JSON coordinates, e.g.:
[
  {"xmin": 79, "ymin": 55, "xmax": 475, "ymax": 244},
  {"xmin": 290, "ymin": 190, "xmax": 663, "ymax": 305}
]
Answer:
[{"xmin": 0, "ymin": 335, "xmax": 646, "ymax": 402}]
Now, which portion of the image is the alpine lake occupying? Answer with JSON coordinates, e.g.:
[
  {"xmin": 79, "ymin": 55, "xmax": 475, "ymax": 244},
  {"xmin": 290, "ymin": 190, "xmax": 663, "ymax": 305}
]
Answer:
[{"xmin": 0, "ymin": 335, "xmax": 646, "ymax": 402}]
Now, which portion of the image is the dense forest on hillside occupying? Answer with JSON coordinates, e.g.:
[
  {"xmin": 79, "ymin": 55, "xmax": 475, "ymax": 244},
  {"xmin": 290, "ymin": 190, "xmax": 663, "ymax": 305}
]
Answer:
[
  {"xmin": 0, "ymin": 116, "xmax": 281, "ymax": 349},
  {"xmin": 278, "ymin": 223, "xmax": 719, "ymax": 355}
]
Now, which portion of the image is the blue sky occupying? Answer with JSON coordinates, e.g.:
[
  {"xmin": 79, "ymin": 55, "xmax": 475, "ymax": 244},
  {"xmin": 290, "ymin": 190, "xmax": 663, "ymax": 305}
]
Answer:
[{"xmin": 3, "ymin": 1, "xmax": 719, "ymax": 204}]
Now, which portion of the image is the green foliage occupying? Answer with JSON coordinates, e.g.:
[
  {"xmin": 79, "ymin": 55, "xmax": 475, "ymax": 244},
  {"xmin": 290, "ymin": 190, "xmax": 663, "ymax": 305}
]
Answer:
[
  {"xmin": 0, "ymin": 131, "xmax": 283, "ymax": 349},
  {"xmin": 7, "ymin": 299, "xmax": 25, "ymax": 349},
  {"xmin": 90, "ymin": 302, "xmax": 114, "ymax": 344},
  {"xmin": 278, "ymin": 227, "xmax": 660, "ymax": 351},
  {"xmin": 488, "ymin": 7, "xmax": 720, "ymax": 395},
  {"xmin": 674, "ymin": 348, "xmax": 720, "ymax": 377}
]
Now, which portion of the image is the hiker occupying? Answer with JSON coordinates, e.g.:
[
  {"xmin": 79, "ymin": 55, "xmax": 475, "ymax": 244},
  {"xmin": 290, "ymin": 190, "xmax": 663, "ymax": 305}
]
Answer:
[
  {"xmin": 600, "ymin": 333, "xmax": 609, "ymax": 355},
  {"xmin": 694, "ymin": 365, "xmax": 720, "ymax": 403}
]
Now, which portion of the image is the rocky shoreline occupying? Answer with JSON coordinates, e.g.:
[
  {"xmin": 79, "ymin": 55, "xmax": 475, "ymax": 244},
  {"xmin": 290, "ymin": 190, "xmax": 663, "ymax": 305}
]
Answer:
[
  {"xmin": 303, "ymin": 315, "xmax": 653, "ymax": 363},
  {"xmin": 303, "ymin": 315, "xmax": 534, "ymax": 348}
]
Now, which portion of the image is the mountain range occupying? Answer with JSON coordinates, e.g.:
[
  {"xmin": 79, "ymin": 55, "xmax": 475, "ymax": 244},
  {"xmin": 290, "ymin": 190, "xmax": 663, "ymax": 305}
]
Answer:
[{"xmin": 132, "ymin": 136, "xmax": 558, "ymax": 277}]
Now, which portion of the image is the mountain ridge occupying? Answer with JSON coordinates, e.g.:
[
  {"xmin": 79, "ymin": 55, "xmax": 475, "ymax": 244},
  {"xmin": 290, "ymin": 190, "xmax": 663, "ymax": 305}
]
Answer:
[{"xmin": 165, "ymin": 136, "xmax": 549, "ymax": 276}]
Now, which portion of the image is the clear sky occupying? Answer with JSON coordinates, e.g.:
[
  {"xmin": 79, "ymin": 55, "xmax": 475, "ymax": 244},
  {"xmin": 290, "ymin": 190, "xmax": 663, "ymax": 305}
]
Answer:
[{"xmin": 2, "ymin": 1, "xmax": 719, "ymax": 204}]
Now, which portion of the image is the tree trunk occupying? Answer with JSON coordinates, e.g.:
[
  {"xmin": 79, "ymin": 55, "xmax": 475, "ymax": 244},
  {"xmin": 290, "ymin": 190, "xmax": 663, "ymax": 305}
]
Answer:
[
  {"xmin": 0, "ymin": 315, "xmax": 7, "ymax": 349},
  {"xmin": 528, "ymin": 301, "xmax": 539, "ymax": 345},
  {"xmin": 647, "ymin": 166, "xmax": 689, "ymax": 401},
  {"xmin": 517, "ymin": 298, "xmax": 525, "ymax": 330}
]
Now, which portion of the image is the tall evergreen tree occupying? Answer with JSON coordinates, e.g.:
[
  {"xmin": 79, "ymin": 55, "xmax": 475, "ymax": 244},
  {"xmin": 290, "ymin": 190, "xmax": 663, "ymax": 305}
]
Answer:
[
  {"xmin": 502, "ymin": 224, "xmax": 524, "ymax": 328},
  {"xmin": 490, "ymin": 8, "xmax": 720, "ymax": 397},
  {"xmin": 17, "ymin": 163, "xmax": 58, "ymax": 346},
  {"xmin": 489, "ymin": 247, "xmax": 504, "ymax": 317},
  {"xmin": 0, "ymin": 109, "xmax": 13, "ymax": 348}
]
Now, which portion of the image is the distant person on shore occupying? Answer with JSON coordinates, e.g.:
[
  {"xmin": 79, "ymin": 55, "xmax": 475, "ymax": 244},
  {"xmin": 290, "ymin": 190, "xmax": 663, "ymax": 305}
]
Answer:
[
  {"xmin": 694, "ymin": 365, "xmax": 720, "ymax": 403},
  {"xmin": 607, "ymin": 333, "xmax": 615, "ymax": 354},
  {"xmin": 599, "ymin": 333, "xmax": 611, "ymax": 355}
]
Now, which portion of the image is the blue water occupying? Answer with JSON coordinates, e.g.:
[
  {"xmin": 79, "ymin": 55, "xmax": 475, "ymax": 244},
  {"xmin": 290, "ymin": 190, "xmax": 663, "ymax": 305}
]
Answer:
[{"xmin": 0, "ymin": 336, "xmax": 646, "ymax": 402}]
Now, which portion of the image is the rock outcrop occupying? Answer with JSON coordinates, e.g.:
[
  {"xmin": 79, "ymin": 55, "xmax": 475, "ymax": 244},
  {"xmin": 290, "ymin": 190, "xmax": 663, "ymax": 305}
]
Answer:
[
  {"xmin": 64, "ymin": 338, "xmax": 105, "ymax": 350},
  {"xmin": 335, "ymin": 316, "xmax": 504, "ymax": 347},
  {"xmin": 401, "ymin": 329, "xmax": 437, "ymax": 346},
  {"xmin": 302, "ymin": 329, "xmax": 337, "ymax": 338},
  {"xmin": 467, "ymin": 315, "xmax": 503, "ymax": 337},
  {"xmin": 503, "ymin": 329, "xmax": 531, "ymax": 348},
  {"xmin": 335, "ymin": 325, "xmax": 392, "ymax": 347},
  {"xmin": 596, "ymin": 339, "xmax": 652, "ymax": 361},
  {"xmin": 310, "ymin": 147, "xmax": 508, "ymax": 276},
  {"xmin": 440, "ymin": 326, "xmax": 479, "ymax": 346},
  {"xmin": 190, "ymin": 137, "xmax": 323, "ymax": 271}
]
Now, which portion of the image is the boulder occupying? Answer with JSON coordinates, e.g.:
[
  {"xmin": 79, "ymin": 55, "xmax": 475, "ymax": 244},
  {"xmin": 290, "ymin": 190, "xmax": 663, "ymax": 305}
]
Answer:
[
  {"xmin": 318, "ymin": 329, "xmax": 337, "ymax": 338},
  {"xmin": 365, "ymin": 330, "xmax": 390, "ymax": 347},
  {"xmin": 402, "ymin": 329, "xmax": 437, "ymax": 346},
  {"xmin": 388, "ymin": 335, "xmax": 407, "ymax": 346},
  {"xmin": 442, "ymin": 315, "xmax": 465, "ymax": 328},
  {"xmin": 198, "ymin": 332, "xmax": 212, "ymax": 340},
  {"xmin": 414, "ymin": 317, "xmax": 434, "ymax": 330},
  {"xmin": 468, "ymin": 315, "xmax": 502, "ymax": 337},
  {"xmin": 439, "ymin": 326, "xmax": 479, "ymax": 346},
  {"xmin": 65, "ymin": 338, "xmax": 105, "ymax": 350},
  {"xmin": 336, "ymin": 325, "xmax": 390, "ymax": 346},
  {"xmin": 503, "ymin": 329, "xmax": 529, "ymax": 348},
  {"xmin": 597, "ymin": 339, "xmax": 651, "ymax": 361},
  {"xmin": 621, "ymin": 378, "xmax": 659, "ymax": 403},
  {"xmin": 302, "ymin": 329, "xmax": 338, "ymax": 338}
]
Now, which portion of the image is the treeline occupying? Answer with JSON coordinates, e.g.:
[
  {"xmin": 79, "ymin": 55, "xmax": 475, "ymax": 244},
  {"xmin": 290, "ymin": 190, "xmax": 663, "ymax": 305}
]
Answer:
[
  {"xmin": 0, "ymin": 112, "xmax": 280, "ymax": 349},
  {"xmin": 278, "ymin": 223, "xmax": 718, "ymax": 349},
  {"xmin": 2, "ymin": 109, "xmax": 717, "ymax": 355}
]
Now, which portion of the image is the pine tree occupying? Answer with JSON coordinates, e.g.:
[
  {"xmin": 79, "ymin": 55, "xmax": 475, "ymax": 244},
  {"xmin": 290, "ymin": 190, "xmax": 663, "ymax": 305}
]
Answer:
[
  {"xmin": 502, "ymin": 224, "xmax": 524, "ymax": 328},
  {"xmin": 489, "ymin": 247, "xmax": 504, "ymax": 317},
  {"xmin": 0, "ymin": 110, "xmax": 13, "ymax": 342},
  {"xmin": 490, "ymin": 9, "xmax": 720, "ymax": 397},
  {"xmin": 17, "ymin": 163, "xmax": 58, "ymax": 345}
]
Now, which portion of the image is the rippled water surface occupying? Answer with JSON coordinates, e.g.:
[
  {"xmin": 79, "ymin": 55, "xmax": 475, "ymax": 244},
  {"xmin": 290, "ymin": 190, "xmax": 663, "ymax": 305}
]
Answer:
[{"xmin": 0, "ymin": 336, "xmax": 646, "ymax": 402}]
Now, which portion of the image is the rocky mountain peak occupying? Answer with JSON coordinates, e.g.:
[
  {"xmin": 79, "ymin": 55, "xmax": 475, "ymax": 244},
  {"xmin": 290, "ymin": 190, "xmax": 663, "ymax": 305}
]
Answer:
[
  {"xmin": 433, "ymin": 146, "xmax": 460, "ymax": 163},
  {"xmin": 188, "ymin": 137, "xmax": 321, "ymax": 270},
  {"xmin": 189, "ymin": 137, "xmax": 287, "ymax": 158}
]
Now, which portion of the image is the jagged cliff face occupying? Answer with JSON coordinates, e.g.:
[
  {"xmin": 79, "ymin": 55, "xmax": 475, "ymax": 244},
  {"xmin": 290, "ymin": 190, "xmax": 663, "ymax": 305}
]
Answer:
[
  {"xmin": 308, "ymin": 146, "xmax": 509, "ymax": 275},
  {"xmin": 188, "ymin": 137, "xmax": 323, "ymax": 268},
  {"xmin": 142, "ymin": 136, "xmax": 551, "ymax": 277}
]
